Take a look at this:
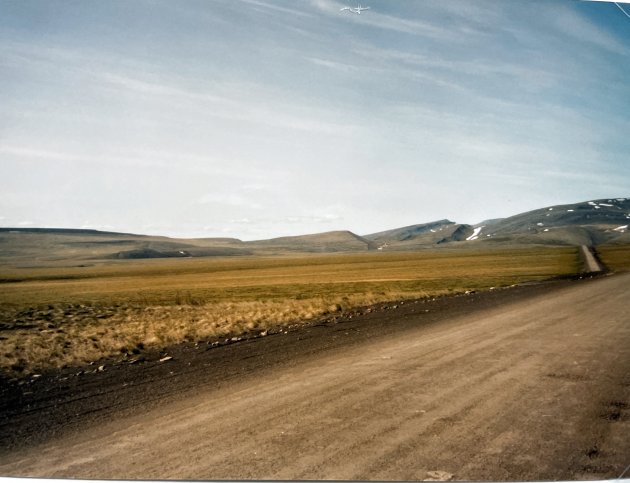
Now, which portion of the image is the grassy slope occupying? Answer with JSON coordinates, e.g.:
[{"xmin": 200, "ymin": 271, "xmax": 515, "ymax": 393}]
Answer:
[
  {"xmin": 597, "ymin": 244, "xmax": 630, "ymax": 272},
  {"xmin": 0, "ymin": 246, "xmax": 579, "ymax": 375}
]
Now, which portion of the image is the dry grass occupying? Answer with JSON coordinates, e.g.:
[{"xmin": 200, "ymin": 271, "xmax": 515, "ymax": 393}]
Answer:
[
  {"xmin": 0, "ymin": 246, "xmax": 579, "ymax": 375},
  {"xmin": 597, "ymin": 244, "xmax": 630, "ymax": 272}
]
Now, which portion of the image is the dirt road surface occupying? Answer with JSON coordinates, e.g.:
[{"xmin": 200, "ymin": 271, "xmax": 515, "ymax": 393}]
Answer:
[
  {"xmin": 1, "ymin": 273, "xmax": 629, "ymax": 480},
  {"xmin": 580, "ymin": 245, "xmax": 604, "ymax": 273}
]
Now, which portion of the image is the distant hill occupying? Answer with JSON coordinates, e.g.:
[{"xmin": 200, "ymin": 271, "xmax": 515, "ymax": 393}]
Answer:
[
  {"xmin": 364, "ymin": 220, "xmax": 456, "ymax": 242},
  {"xmin": 1, "ymin": 197, "xmax": 628, "ymax": 264},
  {"xmin": 363, "ymin": 220, "xmax": 475, "ymax": 250},
  {"xmin": 475, "ymin": 198, "xmax": 630, "ymax": 246},
  {"xmin": 248, "ymin": 230, "xmax": 376, "ymax": 253},
  {"xmin": 0, "ymin": 228, "xmax": 251, "ymax": 264}
]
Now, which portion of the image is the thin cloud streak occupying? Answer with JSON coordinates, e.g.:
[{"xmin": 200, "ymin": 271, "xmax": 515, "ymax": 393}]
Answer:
[
  {"xmin": 238, "ymin": 0, "xmax": 315, "ymax": 18},
  {"xmin": 1, "ymin": 40, "xmax": 363, "ymax": 137},
  {"xmin": 310, "ymin": 0, "xmax": 457, "ymax": 40},
  {"xmin": 551, "ymin": 3, "xmax": 630, "ymax": 55}
]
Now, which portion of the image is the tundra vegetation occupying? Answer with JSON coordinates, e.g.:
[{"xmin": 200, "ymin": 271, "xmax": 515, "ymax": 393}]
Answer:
[
  {"xmin": 0, "ymin": 245, "xmax": 605, "ymax": 376},
  {"xmin": 598, "ymin": 244, "xmax": 630, "ymax": 272}
]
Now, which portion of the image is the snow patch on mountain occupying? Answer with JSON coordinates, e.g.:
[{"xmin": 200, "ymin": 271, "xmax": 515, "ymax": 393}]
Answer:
[{"xmin": 466, "ymin": 226, "xmax": 484, "ymax": 241}]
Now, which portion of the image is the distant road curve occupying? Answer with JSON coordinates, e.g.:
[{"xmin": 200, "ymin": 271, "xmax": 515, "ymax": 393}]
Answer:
[
  {"xmin": 580, "ymin": 244, "xmax": 604, "ymax": 273},
  {"xmin": 1, "ymin": 273, "xmax": 629, "ymax": 480}
]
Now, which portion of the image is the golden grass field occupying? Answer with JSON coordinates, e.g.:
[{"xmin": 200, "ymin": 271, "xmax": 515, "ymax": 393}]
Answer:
[
  {"xmin": 0, "ymin": 245, "xmax": 590, "ymax": 375},
  {"xmin": 598, "ymin": 244, "xmax": 630, "ymax": 272}
]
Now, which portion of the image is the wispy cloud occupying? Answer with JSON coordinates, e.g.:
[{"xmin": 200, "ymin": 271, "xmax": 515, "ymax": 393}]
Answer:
[
  {"xmin": 95, "ymin": 69, "xmax": 360, "ymax": 136},
  {"xmin": 238, "ymin": 0, "xmax": 314, "ymax": 18},
  {"xmin": 197, "ymin": 193, "xmax": 263, "ymax": 210},
  {"xmin": 0, "ymin": 144, "xmax": 265, "ymax": 179},
  {"xmin": 0, "ymin": 146, "xmax": 83, "ymax": 163},
  {"xmin": 310, "ymin": 0, "xmax": 454, "ymax": 40},
  {"xmin": 552, "ymin": 3, "xmax": 630, "ymax": 56},
  {"xmin": 351, "ymin": 43, "xmax": 560, "ymax": 92},
  {"xmin": 1, "ymin": 39, "xmax": 362, "ymax": 137},
  {"xmin": 307, "ymin": 56, "xmax": 358, "ymax": 72},
  {"xmin": 0, "ymin": 40, "xmax": 158, "ymax": 76}
]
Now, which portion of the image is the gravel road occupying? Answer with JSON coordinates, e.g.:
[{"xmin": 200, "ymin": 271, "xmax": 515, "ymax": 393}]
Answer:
[
  {"xmin": 580, "ymin": 245, "xmax": 604, "ymax": 273},
  {"xmin": 1, "ymin": 273, "xmax": 629, "ymax": 480}
]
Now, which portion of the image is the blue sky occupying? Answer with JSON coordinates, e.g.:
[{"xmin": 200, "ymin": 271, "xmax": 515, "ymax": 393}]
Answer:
[{"xmin": 1, "ymin": 0, "xmax": 629, "ymax": 239}]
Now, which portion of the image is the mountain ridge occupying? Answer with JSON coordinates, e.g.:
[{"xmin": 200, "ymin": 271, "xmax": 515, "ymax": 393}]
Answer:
[{"xmin": 1, "ymin": 197, "xmax": 628, "ymax": 263}]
